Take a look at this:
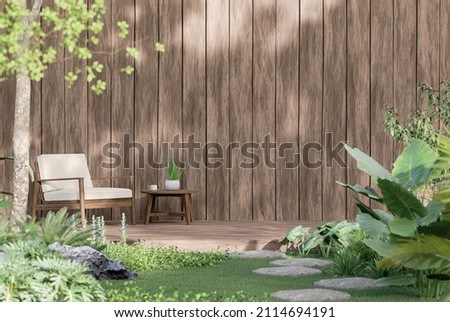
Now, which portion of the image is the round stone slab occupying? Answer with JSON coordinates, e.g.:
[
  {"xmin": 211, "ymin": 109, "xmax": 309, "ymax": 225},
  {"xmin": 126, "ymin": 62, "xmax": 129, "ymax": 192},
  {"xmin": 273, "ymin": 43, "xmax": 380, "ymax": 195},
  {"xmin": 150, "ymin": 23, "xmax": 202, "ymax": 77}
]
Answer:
[
  {"xmin": 271, "ymin": 289, "xmax": 351, "ymax": 302},
  {"xmin": 270, "ymin": 258, "xmax": 332, "ymax": 268},
  {"xmin": 230, "ymin": 250, "xmax": 285, "ymax": 259},
  {"xmin": 253, "ymin": 266, "xmax": 321, "ymax": 276},
  {"xmin": 314, "ymin": 277, "xmax": 377, "ymax": 290}
]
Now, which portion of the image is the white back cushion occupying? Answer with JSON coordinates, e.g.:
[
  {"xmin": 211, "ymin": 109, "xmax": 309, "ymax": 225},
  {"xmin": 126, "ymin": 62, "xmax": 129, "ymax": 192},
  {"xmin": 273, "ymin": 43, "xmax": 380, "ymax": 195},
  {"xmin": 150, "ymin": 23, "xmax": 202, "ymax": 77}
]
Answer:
[{"xmin": 37, "ymin": 154, "xmax": 93, "ymax": 193}]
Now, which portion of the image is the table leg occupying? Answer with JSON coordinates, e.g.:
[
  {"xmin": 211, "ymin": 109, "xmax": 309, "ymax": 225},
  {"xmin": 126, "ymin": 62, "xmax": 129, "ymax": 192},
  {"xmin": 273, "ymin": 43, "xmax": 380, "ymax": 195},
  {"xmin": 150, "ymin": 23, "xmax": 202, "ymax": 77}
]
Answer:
[
  {"xmin": 187, "ymin": 193, "xmax": 194, "ymax": 222},
  {"xmin": 182, "ymin": 194, "xmax": 190, "ymax": 225},
  {"xmin": 146, "ymin": 195, "xmax": 155, "ymax": 224}
]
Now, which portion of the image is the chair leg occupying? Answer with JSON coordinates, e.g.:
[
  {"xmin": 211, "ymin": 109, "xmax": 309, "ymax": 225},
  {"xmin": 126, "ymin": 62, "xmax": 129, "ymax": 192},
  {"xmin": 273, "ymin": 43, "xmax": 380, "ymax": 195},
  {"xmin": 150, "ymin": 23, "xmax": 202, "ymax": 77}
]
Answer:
[
  {"xmin": 31, "ymin": 182, "xmax": 40, "ymax": 222},
  {"xmin": 131, "ymin": 200, "xmax": 136, "ymax": 225}
]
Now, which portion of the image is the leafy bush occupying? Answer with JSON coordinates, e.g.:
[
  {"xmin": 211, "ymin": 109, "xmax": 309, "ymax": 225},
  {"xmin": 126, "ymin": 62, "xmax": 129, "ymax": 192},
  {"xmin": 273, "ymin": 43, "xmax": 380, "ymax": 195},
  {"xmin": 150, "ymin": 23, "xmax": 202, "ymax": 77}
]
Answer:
[
  {"xmin": 104, "ymin": 284, "xmax": 263, "ymax": 302},
  {"xmin": 0, "ymin": 240, "xmax": 106, "ymax": 302},
  {"xmin": 103, "ymin": 243, "xmax": 229, "ymax": 272}
]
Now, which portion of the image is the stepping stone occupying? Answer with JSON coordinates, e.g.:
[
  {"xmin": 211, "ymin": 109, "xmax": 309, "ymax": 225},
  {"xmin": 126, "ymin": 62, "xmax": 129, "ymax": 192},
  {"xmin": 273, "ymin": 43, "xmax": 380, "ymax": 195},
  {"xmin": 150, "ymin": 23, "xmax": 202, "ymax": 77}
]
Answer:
[
  {"xmin": 314, "ymin": 277, "xmax": 377, "ymax": 290},
  {"xmin": 270, "ymin": 258, "xmax": 332, "ymax": 268},
  {"xmin": 230, "ymin": 250, "xmax": 285, "ymax": 259},
  {"xmin": 253, "ymin": 266, "xmax": 321, "ymax": 276},
  {"xmin": 271, "ymin": 289, "xmax": 351, "ymax": 301}
]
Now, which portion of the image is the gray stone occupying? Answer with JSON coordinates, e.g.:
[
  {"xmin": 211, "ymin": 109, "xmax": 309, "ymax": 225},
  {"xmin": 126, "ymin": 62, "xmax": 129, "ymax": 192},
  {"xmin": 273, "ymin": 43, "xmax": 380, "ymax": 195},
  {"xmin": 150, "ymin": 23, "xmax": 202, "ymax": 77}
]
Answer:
[
  {"xmin": 230, "ymin": 250, "xmax": 285, "ymax": 259},
  {"xmin": 253, "ymin": 266, "xmax": 321, "ymax": 276},
  {"xmin": 314, "ymin": 277, "xmax": 377, "ymax": 290},
  {"xmin": 0, "ymin": 252, "xmax": 6, "ymax": 262},
  {"xmin": 49, "ymin": 242, "xmax": 137, "ymax": 280},
  {"xmin": 270, "ymin": 258, "xmax": 332, "ymax": 268},
  {"xmin": 271, "ymin": 289, "xmax": 351, "ymax": 301}
]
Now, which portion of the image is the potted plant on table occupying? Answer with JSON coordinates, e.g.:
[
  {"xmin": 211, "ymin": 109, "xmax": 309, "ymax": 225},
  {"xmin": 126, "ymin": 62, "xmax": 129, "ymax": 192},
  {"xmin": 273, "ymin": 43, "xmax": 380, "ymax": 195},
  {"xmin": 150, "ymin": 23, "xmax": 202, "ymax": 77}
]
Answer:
[{"xmin": 165, "ymin": 156, "xmax": 182, "ymax": 190}]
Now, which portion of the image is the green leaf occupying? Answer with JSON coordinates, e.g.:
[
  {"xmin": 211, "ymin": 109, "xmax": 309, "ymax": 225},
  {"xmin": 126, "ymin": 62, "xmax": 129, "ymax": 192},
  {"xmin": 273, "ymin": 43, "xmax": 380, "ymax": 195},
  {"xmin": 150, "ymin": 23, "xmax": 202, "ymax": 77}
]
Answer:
[
  {"xmin": 363, "ymin": 238, "xmax": 393, "ymax": 258},
  {"xmin": 344, "ymin": 144, "xmax": 395, "ymax": 182},
  {"xmin": 120, "ymin": 66, "xmax": 135, "ymax": 75},
  {"xmin": 356, "ymin": 213, "xmax": 390, "ymax": 239},
  {"xmin": 373, "ymin": 209, "xmax": 394, "ymax": 225},
  {"xmin": 285, "ymin": 225, "xmax": 310, "ymax": 243},
  {"xmin": 418, "ymin": 221, "xmax": 450, "ymax": 239},
  {"xmin": 378, "ymin": 179, "xmax": 427, "ymax": 219},
  {"xmin": 154, "ymin": 42, "xmax": 165, "ymax": 53},
  {"xmin": 392, "ymin": 139, "xmax": 437, "ymax": 191},
  {"xmin": 353, "ymin": 197, "xmax": 379, "ymax": 218},
  {"xmin": 388, "ymin": 217, "xmax": 417, "ymax": 237},
  {"xmin": 337, "ymin": 182, "xmax": 382, "ymax": 200},
  {"xmin": 419, "ymin": 200, "xmax": 443, "ymax": 226},
  {"xmin": 125, "ymin": 47, "xmax": 139, "ymax": 59},
  {"xmin": 375, "ymin": 275, "xmax": 416, "ymax": 287}
]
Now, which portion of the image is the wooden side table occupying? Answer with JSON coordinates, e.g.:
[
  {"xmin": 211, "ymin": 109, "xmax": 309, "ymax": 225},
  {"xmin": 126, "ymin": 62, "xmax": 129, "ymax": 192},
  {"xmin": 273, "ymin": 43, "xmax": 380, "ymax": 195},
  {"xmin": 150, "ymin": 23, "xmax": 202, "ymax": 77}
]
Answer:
[{"xmin": 141, "ymin": 189, "xmax": 196, "ymax": 225}]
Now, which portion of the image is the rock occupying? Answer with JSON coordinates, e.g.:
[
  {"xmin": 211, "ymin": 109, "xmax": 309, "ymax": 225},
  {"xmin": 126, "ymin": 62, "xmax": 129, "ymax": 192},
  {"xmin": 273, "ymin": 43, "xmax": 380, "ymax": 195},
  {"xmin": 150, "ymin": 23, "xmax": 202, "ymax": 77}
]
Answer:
[
  {"xmin": 49, "ymin": 242, "xmax": 137, "ymax": 280},
  {"xmin": 271, "ymin": 289, "xmax": 351, "ymax": 301},
  {"xmin": 253, "ymin": 266, "xmax": 321, "ymax": 276},
  {"xmin": 0, "ymin": 252, "xmax": 6, "ymax": 262},
  {"xmin": 230, "ymin": 250, "xmax": 286, "ymax": 259},
  {"xmin": 270, "ymin": 258, "xmax": 332, "ymax": 268},
  {"xmin": 314, "ymin": 277, "xmax": 377, "ymax": 290}
]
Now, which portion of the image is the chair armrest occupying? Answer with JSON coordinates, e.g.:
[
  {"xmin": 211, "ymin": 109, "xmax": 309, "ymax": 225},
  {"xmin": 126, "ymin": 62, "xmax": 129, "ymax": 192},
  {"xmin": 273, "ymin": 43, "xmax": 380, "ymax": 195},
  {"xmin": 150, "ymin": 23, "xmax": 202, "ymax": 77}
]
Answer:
[
  {"xmin": 37, "ymin": 177, "xmax": 85, "ymax": 183},
  {"xmin": 91, "ymin": 176, "xmax": 134, "ymax": 180}
]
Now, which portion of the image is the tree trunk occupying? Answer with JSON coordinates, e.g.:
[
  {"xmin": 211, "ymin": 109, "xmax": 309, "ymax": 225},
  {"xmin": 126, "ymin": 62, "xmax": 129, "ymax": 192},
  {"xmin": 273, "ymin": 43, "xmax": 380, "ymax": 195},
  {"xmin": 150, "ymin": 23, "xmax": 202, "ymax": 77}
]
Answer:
[
  {"xmin": 10, "ymin": 0, "xmax": 42, "ymax": 222},
  {"xmin": 11, "ymin": 74, "xmax": 31, "ymax": 223}
]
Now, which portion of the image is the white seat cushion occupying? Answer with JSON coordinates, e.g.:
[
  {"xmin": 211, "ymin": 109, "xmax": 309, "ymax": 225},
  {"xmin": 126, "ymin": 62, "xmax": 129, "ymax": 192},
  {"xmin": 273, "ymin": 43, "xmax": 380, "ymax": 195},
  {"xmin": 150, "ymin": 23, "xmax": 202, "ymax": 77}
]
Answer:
[{"xmin": 43, "ymin": 187, "xmax": 132, "ymax": 202}]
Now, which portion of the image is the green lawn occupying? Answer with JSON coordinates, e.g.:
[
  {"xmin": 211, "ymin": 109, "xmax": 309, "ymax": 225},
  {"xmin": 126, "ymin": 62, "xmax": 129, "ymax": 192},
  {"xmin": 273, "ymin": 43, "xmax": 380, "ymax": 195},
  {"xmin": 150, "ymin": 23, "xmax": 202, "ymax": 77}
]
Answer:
[{"xmin": 104, "ymin": 258, "xmax": 446, "ymax": 302}]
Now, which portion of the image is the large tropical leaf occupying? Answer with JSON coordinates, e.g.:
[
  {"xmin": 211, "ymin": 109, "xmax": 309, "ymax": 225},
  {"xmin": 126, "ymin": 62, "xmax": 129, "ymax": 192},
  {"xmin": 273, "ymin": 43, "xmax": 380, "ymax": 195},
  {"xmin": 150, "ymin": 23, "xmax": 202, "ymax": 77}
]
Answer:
[
  {"xmin": 377, "ymin": 235, "xmax": 450, "ymax": 272},
  {"xmin": 375, "ymin": 275, "xmax": 416, "ymax": 287},
  {"xmin": 388, "ymin": 217, "xmax": 417, "ymax": 237},
  {"xmin": 418, "ymin": 221, "xmax": 450, "ymax": 239},
  {"xmin": 353, "ymin": 197, "xmax": 380, "ymax": 219},
  {"xmin": 373, "ymin": 209, "xmax": 394, "ymax": 225},
  {"xmin": 378, "ymin": 179, "xmax": 428, "ymax": 219},
  {"xmin": 344, "ymin": 145, "xmax": 395, "ymax": 181},
  {"xmin": 336, "ymin": 182, "xmax": 382, "ymax": 201},
  {"xmin": 363, "ymin": 238, "xmax": 393, "ymax": 258},
  {"xmin": 419, "ymin": 200, "xmax": 443, "ymax": 226},
  {"xmin": 284, "ymin": 225, "xmax": 310, "ymax": 244},
  {"xmin": 392, "ymin": 139, "xmax": 436, "ymax": 191},
  {"xmin": 356, "ymin": 213, "xmax": 389, "ymax": 239}
]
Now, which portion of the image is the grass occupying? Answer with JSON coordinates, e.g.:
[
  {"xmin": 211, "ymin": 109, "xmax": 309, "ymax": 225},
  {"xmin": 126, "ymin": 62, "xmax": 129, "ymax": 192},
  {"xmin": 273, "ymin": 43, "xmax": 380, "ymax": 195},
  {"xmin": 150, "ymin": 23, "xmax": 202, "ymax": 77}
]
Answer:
[{"xmin": 103, "ymin": 258, "xmax": 447, "ymax": 302}]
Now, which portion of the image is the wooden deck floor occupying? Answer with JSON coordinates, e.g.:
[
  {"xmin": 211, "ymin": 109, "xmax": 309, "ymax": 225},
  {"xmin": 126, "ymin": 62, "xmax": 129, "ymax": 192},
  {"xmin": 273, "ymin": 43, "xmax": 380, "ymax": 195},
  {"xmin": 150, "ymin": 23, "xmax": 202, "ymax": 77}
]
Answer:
[{"xmin": 106, "ymin": 220, "xmax": 325, "ymax": 251}]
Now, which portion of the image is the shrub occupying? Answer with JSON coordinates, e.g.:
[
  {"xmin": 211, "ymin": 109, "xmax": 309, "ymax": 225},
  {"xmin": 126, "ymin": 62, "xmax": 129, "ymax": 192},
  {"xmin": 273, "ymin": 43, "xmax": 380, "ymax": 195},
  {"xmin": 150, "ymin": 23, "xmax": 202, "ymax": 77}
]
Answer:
[
  {"xmin": 103, "ymin": 243, "xmax": 229, "ymax": 272},
  {"xmin": 0, "ymin": 240, "xmax": 106, "ymax": 302},
  {"xmin": 104, "ymin": 284, "xmax": 263, "ymax": 302}
]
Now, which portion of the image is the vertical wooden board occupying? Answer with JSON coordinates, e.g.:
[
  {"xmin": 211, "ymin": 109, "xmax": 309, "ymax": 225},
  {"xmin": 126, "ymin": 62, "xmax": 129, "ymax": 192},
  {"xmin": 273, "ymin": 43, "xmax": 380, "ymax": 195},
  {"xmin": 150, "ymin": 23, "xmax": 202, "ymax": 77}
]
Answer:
[
  {"xmin": 275, "ymin": 0, "xmax": 299, "ymax": 221},
  {"xmin": 299, "ymin": 0, "xmax": 323, "ymax": 221},
  {"xmin": 183, "ymin": 0, "xmax": 206, "ymax": 221},
  {"xmin": 111, "ymin": 0, "xmax": 135, "ymax": 221},
  {"xmin": 229, "ymin": 0, "xmax": 252, "ymax": 221},
  {"xmin": 323, "ymin": 0, "xmax": 346, "ymax": 221},
  {"xmin": 135, "ymin": 0, "xmax": 159, "ymax": 223},
  {"xmin": 393, "ymin": 0, "xmax": 416, "ymax": 157},
  {"xmin": 65, "ymin": 42, "xmax": 87, "ymax": 154},
  {"xmin": 207, "ymin": 0, "xmax": 230, "ymax": 221},
  {"xmin": 29, "ymin": 80, "xmax": 41, "ymax": 166},
  {"xmin": 346, "ymin": 0, "xmax": 370, "ymax": 219},
  {"xmin": 371, "ymin": 0, "xmax": 394, "ymax": 173},
  {"xmin": 417, "ymin": 0, "xmax": 440, "ymax": 88},
  {"xmin": 159, "ymin": 0, "xmax": 183, "ymax": 214},
  {"xmin": 253, "ymin": 0, "xmax": 276, "ymax": 221},
  {"xmin": 0, "ymin": 77, "xmax": 15, "ymax": 194},
  {"xmin": 441, "ymin": 0, "xmax": 450, "ymax": 78},
  {"xmin": 41, "ymin": 0, "xmax": 65, "ymax": 154},
  {"xmin": 87, "ymin": 0, "xmax": 112, "ymax": 221}
]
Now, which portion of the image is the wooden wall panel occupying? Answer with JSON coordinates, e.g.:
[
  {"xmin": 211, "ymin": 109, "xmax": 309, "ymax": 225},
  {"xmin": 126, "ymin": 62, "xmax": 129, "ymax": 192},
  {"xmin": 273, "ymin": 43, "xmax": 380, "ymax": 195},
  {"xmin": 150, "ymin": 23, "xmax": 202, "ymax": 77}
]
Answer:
[
  {"xmin": 276, "ymin": 0, "xmax": 299, "ymax": 221},
  {"xmin": 299, "ymin": 0, "xmax": 323, "ymax": 221},
  {"xmin": 440, "ymin": 0, "xmax": 450, "ymax": 78},
  {"xmin": 159, "ymin": 0, "xmax": 183, "ymax": 214},
  {"xmin": 253, "ymin": 0, "xmax": 276, "ymax": 221},
  {"xmin": 393, "ymin": 0, "xmax": 416, "ymax": 157},
  {"xmin": 229, "ymin": 0, "xmax": 253, "ymax": 221},
  {"xmin": 346, "ymin": 0, "xmax": 370, "ymax": 219},
  {"xmin": 87, "ymin": 0, "xmax": 112, "ymax": 221},
  {"xmin": 323, "ymin": 0, "xmax": 346, "ymax": 221},
  {"xmin": 135, "ymin": 0, "xmax": 159, "ymax": 223},
  {"xmin": 0, "ymin": 77, "xmax": 15, "ymax": 195},
  {"xmin": 183, "ymin": 0, "xmax": 206, "ymax": 220},
  {"xmin": 207, "ymin": 0, "xmax": 230, "ymax": 221},
  {"xmin": 41, "ymin": 0, "xmax": 65, "ymax": 154},
  {"xmin": 371, "ymin": 0, "xmax": 394, "ymax": 173}
]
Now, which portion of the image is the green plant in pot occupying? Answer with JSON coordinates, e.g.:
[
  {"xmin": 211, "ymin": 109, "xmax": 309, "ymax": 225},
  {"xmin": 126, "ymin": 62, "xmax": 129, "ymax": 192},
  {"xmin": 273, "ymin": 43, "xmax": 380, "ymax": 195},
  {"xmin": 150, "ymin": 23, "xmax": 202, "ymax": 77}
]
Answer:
[{"xmin": 165, "ymin": 156, "xmax": 182, "ymax": 190}]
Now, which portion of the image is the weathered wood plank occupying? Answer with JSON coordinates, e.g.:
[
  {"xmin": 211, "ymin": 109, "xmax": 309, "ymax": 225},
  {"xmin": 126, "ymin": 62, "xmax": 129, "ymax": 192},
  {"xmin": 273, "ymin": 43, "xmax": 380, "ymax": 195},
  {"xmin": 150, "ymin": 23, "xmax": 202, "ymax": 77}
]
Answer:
[
  {"xmin": 346, "ymin": 0, "xmax": 370, "ymax": 219},
  {"xmin": 299, "ymin": 0, "xmax": 323, "ymax": 221},
  {"xmin": 183, "ymin": 0, "xmax": 206, "ymax": 221},
  {"xmin": 206, "ymin": 0, "xmax": 230, "ymax": 221},
  {"xmin": 371, "ymin": 0, "xmax": 394, "ymax": 173},
  {"xmin": 135, "ymin": 0, "xmax": 159, "ymax": 223},
  {"xmin": 275, "ymin": 0, "xmax": 299, "ymax": 221},
  {"xmin": 323, "ymin": 0, "xmax": 346, "ymax": 222},
  {"xmin": 41, "ymin": 0, "xmax": 65, "ymax": 154},
  {"xmin": 159, "ymin": 0, "xmax": 183, "ymax": 215},
  {"xmin": 253, "ymin": 0, "xmax": 276, "ymax": 221},
  {"xmin": 440, "ymin": 0, "xmax": 450, "ymax": 78}
]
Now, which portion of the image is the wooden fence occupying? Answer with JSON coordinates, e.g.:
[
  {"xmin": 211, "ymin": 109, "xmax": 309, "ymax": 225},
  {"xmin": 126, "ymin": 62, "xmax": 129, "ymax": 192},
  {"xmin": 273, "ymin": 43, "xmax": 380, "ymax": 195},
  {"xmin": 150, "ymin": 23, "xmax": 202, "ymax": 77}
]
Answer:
[{"xmin": 1, "ymin": 0, "xmax": 450, "ymax": 222}]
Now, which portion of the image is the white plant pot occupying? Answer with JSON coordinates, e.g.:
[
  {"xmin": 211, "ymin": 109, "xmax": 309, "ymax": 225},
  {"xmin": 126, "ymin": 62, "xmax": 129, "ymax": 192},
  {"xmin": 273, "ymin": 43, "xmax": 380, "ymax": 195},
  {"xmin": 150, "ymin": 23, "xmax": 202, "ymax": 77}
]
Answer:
[{"xmin": 165, "ymin": 180, "xmax": 180, "ymax": 190}]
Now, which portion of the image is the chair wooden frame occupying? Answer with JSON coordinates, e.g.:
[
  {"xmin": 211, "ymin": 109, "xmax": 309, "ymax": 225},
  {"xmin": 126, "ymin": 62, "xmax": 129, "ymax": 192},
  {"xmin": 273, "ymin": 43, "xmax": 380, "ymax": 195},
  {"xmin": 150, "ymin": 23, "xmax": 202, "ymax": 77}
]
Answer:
[{"xmin": 31, "ymin": 163, "xmax": 136, "ymax": 225}]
